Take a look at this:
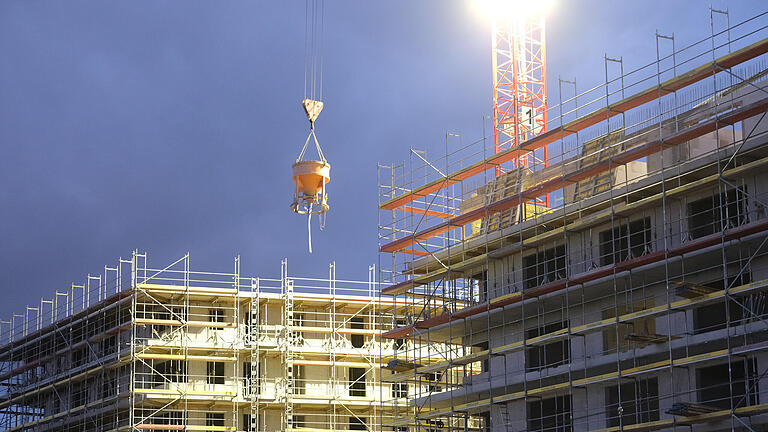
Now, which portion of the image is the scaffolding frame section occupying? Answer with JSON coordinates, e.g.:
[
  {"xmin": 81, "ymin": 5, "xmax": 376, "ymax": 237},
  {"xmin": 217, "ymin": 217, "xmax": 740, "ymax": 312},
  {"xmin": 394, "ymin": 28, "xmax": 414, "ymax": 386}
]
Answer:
[
  {"xmin": 378, "ymin": 8, "xmax": 768, "ymax": 432},
  {"xmin": 0, "ymin": 252, "xmax": 438, "ymax": 432}
]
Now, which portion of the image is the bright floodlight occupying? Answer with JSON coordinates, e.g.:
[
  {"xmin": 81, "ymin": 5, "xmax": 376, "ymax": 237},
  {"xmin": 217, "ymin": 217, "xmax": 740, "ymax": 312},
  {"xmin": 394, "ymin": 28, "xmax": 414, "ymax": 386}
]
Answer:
[{"xmin": 471, "ymin": 0, "xmax": 555, "ymax": 20}]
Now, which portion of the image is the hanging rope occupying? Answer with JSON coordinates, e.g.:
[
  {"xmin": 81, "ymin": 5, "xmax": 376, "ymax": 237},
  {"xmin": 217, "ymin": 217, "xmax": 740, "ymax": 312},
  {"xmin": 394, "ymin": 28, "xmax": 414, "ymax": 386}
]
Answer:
[{"xmin": 307, "ymin": 203, "xmax": 314, "ymax": 253}]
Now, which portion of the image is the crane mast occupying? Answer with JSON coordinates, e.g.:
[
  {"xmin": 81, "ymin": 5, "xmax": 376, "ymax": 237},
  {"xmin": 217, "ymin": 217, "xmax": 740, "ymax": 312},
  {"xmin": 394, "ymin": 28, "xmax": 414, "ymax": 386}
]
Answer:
[{"xmin": 492, "ymin": 14, "xmax": 549, "ymax": 206}]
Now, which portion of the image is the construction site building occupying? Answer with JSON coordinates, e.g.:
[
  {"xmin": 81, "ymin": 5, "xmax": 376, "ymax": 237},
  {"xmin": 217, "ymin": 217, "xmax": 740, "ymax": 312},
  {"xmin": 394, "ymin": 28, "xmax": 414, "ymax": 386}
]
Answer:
[
  {"xmin": 378, "ymin": 11, "xmax": 768, "ymax": 432},
  {"xmin": 0, "ymin": 253, "xmax": 434, "ymax": 432}
]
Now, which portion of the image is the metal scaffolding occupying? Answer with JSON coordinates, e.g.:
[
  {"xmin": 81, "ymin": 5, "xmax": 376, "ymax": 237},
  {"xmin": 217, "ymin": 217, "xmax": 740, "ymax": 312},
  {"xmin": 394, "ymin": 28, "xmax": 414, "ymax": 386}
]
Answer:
[
  {"xmin": 378, "ymin": 8, "xmax": 768, "ymax": 432},
  {"xmin": 0, "ymin": 253, "xmax": 432, "ymax": 432}
]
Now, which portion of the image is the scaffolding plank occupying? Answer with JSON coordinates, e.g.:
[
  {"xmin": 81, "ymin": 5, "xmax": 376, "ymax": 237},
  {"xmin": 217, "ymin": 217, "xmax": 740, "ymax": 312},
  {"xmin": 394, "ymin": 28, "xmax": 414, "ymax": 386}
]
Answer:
[
  {"xmin": 135, "ymin": 425, "xmax": 185, "ymax": 431},
  {"xmin": 400, "ymin": 248, "xmax": 430, "ymax": 257},
  {"xmin": 135, "ymin": 353, "xmax": 237, "ymax": 361},
  {"xmin": 136, "ymin": 283, "xmax": 238, "ymax": 296},
  {"xmin": 382, "ymin": 324, "xmax": 415, "ymax": 339},
  {"xmin": 381, "ymin": 279, "xmax": 417, "ymax": 296},
  {"xmin": 293, "ymin": 360, "xmax": 372, "ymax": 368},
  {"xmin": 398, "ymin": 205, "xmax": 452, "ymax": 219},
  {"xmin": 134, "ymin": 388, "xmax": 236, "ymax": 397}
]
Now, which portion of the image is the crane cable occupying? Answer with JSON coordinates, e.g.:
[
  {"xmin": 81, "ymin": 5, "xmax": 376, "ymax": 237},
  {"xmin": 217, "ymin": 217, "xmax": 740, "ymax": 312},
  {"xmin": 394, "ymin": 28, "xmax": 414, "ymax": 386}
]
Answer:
[
  {"xmin": 304, "ymin": 0, "xmax": 324, "ymax": 103},
  {"xmin": 303, "ymin": 0, "xmax": 325, "ymax": 253}
]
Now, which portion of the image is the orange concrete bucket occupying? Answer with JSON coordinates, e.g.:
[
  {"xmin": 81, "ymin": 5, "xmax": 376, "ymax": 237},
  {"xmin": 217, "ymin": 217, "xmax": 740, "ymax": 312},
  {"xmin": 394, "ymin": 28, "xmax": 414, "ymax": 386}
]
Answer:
[{"xmin": 291, "ymin": 160, "xmax": 331, "ymax": 214}]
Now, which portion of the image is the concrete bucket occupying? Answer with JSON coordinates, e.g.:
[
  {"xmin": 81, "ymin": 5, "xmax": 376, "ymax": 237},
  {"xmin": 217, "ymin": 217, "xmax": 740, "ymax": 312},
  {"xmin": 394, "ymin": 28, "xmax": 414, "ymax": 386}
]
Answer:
[{"xmin": 290, "ymin": 159, "xmax": 330, "ymax": 215}]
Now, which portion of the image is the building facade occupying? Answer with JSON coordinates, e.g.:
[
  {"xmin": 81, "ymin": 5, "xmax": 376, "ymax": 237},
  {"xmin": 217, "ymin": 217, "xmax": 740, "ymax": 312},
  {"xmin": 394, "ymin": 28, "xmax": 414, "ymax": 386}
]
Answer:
[
  {"xmin": 0, "ymin": 254, "xmax": 422, "ymax": 431},
  {"xmin": 378, "ymin": 13, "xmax": 768, "ymax": 432}
]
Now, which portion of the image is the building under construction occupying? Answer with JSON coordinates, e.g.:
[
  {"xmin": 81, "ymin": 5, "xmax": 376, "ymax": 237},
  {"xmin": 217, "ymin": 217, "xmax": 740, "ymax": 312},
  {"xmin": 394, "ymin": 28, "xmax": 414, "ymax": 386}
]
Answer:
[
  {"xmin": 0, "ymin": 253, "xmax": 435, "ymax": 432},
  {"xmin": 378, "ymin": 11, "xmax": 768, "ymax": 432}
]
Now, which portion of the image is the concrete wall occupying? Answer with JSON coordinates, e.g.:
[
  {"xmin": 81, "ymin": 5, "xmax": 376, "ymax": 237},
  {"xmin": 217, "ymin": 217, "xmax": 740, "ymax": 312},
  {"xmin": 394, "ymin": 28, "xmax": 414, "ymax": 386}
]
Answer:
[{"xmin": 459, "ymin": 158, "xmax": 768, "ymax": 431}]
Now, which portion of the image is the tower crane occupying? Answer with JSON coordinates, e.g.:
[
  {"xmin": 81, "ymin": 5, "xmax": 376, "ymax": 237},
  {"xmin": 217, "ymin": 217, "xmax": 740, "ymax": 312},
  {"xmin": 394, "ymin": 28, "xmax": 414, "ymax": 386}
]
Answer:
[{"xmin": 480, "ymin": 0, "xmax": 553, "ymax": 208}]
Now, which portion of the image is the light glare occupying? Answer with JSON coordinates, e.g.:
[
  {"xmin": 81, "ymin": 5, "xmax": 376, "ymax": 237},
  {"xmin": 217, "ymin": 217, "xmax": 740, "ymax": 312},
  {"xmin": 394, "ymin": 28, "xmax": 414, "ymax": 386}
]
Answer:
[{"xmin": 471, "ymin": 0, "xmax": 555, "ymax": 20}]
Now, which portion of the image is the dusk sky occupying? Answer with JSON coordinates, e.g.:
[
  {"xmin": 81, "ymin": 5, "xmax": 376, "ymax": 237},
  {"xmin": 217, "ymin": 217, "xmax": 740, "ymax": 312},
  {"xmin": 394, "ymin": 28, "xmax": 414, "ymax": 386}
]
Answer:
[{"xmin": 1, "ymin": 1, "xmax": 766, "ymax": 321}]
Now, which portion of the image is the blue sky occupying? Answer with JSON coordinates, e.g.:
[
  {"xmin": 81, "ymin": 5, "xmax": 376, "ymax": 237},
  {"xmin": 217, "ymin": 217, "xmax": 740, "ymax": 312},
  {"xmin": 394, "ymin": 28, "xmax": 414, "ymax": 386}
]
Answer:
[{"xmin": 0, "ymin": 1, "xmax": 766, "ymax": 320}]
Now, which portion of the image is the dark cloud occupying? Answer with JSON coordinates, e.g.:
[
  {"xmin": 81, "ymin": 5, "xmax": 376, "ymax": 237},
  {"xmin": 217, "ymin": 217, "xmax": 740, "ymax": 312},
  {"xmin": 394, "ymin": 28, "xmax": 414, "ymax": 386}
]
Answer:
[{"xmin": 1, "ymin": 0, "xmax": 765, "ymax": 319}]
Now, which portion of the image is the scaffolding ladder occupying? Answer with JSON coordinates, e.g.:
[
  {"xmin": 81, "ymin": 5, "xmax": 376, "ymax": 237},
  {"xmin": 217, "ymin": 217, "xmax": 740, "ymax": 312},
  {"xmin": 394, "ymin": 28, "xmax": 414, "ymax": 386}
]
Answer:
[
  {"xmin": 499, "ymin": 403, "xmax": 510, "ymax": 432},
  {"xmin": 482, "ymin": 168, "xmax": 524, "ymax": 231},
  {"xmin": 282, "ymin": 259, "xmax": 296, "ymax": 430},
  {"xmin": 249, "ymin": 276, "xmax": 260, "ymax": 432},
  {"xmin": 573, "ymin": 131, "xmax": 625, "ymax": 201}
]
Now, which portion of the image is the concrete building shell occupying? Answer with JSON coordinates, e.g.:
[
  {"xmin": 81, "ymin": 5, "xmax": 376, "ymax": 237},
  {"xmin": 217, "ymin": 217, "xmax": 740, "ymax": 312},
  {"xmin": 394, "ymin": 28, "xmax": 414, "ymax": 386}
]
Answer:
[{"xmin": 378, "ymin": 10, "xmax": 768, "ymax": 432}]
